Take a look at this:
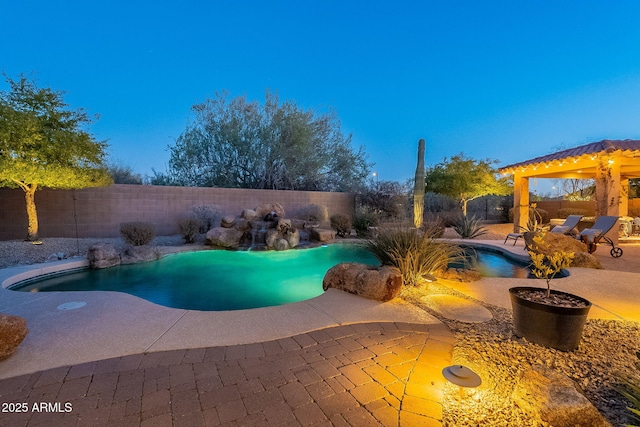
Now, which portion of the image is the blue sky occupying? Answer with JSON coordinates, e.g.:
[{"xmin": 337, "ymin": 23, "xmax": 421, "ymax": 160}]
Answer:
[{"xmin": 3, "ymin": 1, "xmax": 640, "ymax": 193}]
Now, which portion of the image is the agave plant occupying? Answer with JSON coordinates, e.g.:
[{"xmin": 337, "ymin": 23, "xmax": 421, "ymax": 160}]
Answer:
[
  {"xmin": 365, "ymin": 226, "xmax": 464, "ymax": 286},
  {"xmin": 616, "ymin": 352, "xmax": 640, "ymax": 427},
  {"xmin": 452, "ymin": 215, "xmax": 488, "ymax": 239}
]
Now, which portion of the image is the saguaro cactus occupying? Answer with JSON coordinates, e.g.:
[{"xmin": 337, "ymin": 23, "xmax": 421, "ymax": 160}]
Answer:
[{"xmin": 413, "ymin": 138, "xmax": 426, "ymax": 228}]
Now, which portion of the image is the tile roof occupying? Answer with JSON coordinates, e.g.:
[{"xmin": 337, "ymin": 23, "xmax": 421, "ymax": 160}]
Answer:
[{"xmin": 500, "ymin": 139, "xmax": 640, "ymax": 171}]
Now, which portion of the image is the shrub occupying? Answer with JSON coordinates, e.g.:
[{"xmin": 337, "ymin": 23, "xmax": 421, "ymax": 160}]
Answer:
[
  {"xmin": 353, "ymin": 206, "xmax": 380, "ymax": 237},
  {"xmin": 556, "ymin": 208, "xmax": 587, "ymax": 219},
  {"xmin": 452, "ymin": 215, "xmax": 488, "ymax": 239},
  {"xmin": 508, "ymin": 207, "xmax": 550, "ymax": 225},
  {"xmin": 422, "ymin": 214, "xmax": 445, "ymax": 238},
  {"xmin": 191, "ymin": 205, "xmax": 222, "ymax": 233},
  {"xmin": 365, "ymin": 226, "xmax": 464, "ymax": 286},
  {"xmin": 297, "ymin": 204, "xmax": 329, "ymax": 222},
  {"xmin": 178, "ymin": 218, "xmax": 201, "ymax": 244},
  {"xmin": 120, "ymin": 222, "xmax": 156, "ymax": 246},
  {"xmin": 615, "ymin": 351, "xmax": 640, "ymax": 426},
  {"xmin": 330, "ymin": 214, "xmax": 352, "ymax": 237}
]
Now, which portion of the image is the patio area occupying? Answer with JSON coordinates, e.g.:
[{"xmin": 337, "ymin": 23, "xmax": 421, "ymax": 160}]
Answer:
[{"xmin": 0, "ymin": 239, "xmax": 638, "ymax": 426}]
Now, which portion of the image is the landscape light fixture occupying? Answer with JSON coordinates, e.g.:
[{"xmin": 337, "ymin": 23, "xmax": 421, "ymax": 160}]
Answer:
[{"xmin": 442, "ymin": 365, "xmax": 481, "ymax": 397}]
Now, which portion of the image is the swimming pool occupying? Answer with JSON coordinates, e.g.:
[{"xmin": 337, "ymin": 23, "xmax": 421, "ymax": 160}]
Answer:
[{"xmin": 12, "ymin": 244, "xmax": 380, "ymax": 311}]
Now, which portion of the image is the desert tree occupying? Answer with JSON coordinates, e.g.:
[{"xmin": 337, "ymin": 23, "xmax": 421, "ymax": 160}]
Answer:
[
  {"xmin": 0, "ymin": 74, "xmax": 111, "ymax": 241},
  {"xmin": 425, "ymin": 153, "xmax": 511, "ymax": 216},
  {"xmin": 164, "ymin": 91, "xmax": 370, "ymax": 191}
]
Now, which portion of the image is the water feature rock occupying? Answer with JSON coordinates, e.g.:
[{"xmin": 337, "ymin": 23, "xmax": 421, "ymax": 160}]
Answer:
[
  {"xmin": 88, "ymin": 243, "xmax": 121, "ymax": 269},
  {"xmin": 0, "ymin": 314, "xmax": 28, "ymax": 360},
  {"xmin": 205, "ymin": 227, "xmax": 243, "ymax": 248},
  {"xmin": 512, "ymin": 364, "xmax": 611, "ymax": 427},
  {"xmin": 274, "ymin": 238, "xmax": 290, "ymax": 251},
  {"xmin": 234, "ymin": 218, "xmax": 250, "ymax": 232},
  {"xmin": 241, "ymin": 209, "xmax": 257, "ymax": 220},
  {"xmin": 276, "ymin": 218, "xmax": 292, "ymax": 233},
  {"xmin": 255, "ymin": 203, "xmax": 286, "ymax": 219},
  {"xmin": 310, "ymin": 228, "xmax": 335, "ymax": 242},
  {"xmin": 221, "ymin": 215, "xmax": 236, "ymax": 228},
  {"xmin": 323, "ymin": 263, "xmax": 403, "ymax": 302},
  {"xmin": 121, "ymin": 246, "xmax": 160, "ymax": 265},
  {"xmin": 285, "ymin": 229, "xmax": 300, "ymax": 248},
  {"xmin": 265, "ymin": 229, "xmax": 279, "ymax": 248}
]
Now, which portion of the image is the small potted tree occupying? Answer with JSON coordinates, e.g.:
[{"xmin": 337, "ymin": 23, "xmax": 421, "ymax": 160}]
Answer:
[{"xmin": 509, "ymin": 232, "xmax": 592, "ymax": 351}]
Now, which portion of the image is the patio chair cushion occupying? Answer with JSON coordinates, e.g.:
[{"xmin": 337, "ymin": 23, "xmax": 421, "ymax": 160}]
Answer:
[{"xmin": 579, "ymin": 229, "xmax": 602, "ymax": 244}]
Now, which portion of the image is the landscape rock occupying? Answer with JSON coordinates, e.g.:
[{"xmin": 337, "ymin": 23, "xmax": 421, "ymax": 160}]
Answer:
[
  {"xmin": 0, "ymin": 314, "xmax": 28, "ymax": 360},
  {"xmin": 274, "ymin": 238, "xmax": 290, "ymax": 251},
  {"xmin": 524, "ymin": 231, "xmax": 601, "ymax": 268},
  {"xmin": 205, "ymin": 227, "xmax": 243, "ymax": 248},
  {"xmin": 233, "ymin": 218, "xmax": 250, "ymax": 232},
  {"xmin": 285, "ymin": 229, "xmax": 300, "ymax": 248},
  {"xmin": 87, "ymin": 243, "xmax": 121, "ymax": 269},
  {"xmin": 221, "ymin": 215, "xmax": 236, "ymax": 228},
  {"xmin": 323, "ymin": 263, "xmax": 403, "ymax": 302},
  {"xmin": 310, "ymin": 228, "xmax": 336, "ymax": 242},
  {"xmin": 255, "ymin": 203, "xmax": 286, "ymax": 219},
  {"xmin": 276, "ymin": 218, "xmax": 292, "ymax": 234},
  {"xmin": 121, "ymin": 246, "xmax": 159, "ymax": 265},
  {"xmin": 241, "ymin": 209, "xmax": 257, "ymax": 220},
  {"xmin": 511, "ymin": 364, "xmax": 612, "ymax": 427}
]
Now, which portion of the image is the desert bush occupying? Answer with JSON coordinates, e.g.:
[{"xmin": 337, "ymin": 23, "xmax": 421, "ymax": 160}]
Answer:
[
  {"xmin": 120, "ymin": 222, "xmax": 156, "ymax": 246},
  {"xmin": 297, "ymin": 204, "xmax": 329, "ymax": 222},
  {"xmin": 452, "ymin": 215, "xmax": 488, "ymax": 239},
  {"xmin": 615, "ymin": 351, "xmax": 640, "ymax": 426},
  {"xmin": 330, "ymin": 214, "xmax": 352, "ymax": 237},
  {"xmin": 353, "ymin": 206, "xmax": 380, "ymax": 237},
  {"xmin": 556, "ymin": 208, "xmax": 587, "ymax": 219},
  {"xmin": 178, "ymin": 218, "xmax": 201, "ymax": 244},
  {"xmin": 358, "ymin": 183, "xmax": 406, "ymax": 220},
  {"xmin": 365, "ymin": 226, "xmax": 463, "ymax": 286},
  {"xmin": 191, "ymin": 205, "xmax": 222, "ymax": 233},
  {"xmin": 422, "ymin": 213, "xmax": 445, "ymax": 237}
]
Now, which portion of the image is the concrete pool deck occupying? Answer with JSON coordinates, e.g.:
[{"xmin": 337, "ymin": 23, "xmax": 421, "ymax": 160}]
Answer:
[{"xmin": 0, "ymin": 240, "xmax": 638, "ymax": 426}]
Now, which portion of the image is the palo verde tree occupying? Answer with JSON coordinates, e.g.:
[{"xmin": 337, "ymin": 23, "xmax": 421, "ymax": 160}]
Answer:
[
  {"xmin": 425, "ymin": 153, "xmax": 511, "ymax": 216},
  {"xmin": 164, "ymin": 91, "xmax": 371, "ymax": 191},
  {"xmin": 0, "ymin": 75, "xmax": 112, "ymax": 241}
]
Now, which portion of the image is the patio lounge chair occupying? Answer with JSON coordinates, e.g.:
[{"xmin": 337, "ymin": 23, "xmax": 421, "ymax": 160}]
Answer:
[
  {"xmin": 577, "ymin": 215, "xmax": 623, "ymax": 258},
  {"xmin": 503, "ymin": 215, "xmax": 582, "ymax": 246},
  {"xmin": 549, "ymin": 215, "xmax": 583, "ymax": 235}
]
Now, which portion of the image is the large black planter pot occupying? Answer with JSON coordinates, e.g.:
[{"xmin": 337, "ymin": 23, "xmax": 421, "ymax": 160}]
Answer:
[{"xmin": 509, "ymin": 286, "xmax": 592, "ymax": 351}]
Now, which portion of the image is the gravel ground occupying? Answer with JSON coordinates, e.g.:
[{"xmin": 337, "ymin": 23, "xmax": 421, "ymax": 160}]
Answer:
[{"xmin": 1, "ymin": 224, "xmax": 638, "ymax": 425}]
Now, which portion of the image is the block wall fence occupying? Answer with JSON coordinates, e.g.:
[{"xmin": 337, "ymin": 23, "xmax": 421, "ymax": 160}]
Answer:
[{"xmin": 0, "ymin": 185, "xmax": 356, "ymax": 240}]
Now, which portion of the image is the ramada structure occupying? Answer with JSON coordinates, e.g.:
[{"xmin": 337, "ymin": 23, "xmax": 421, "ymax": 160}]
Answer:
[{"xmin": 499, "ymin": 139, "xmax": 640, "ymax": 233}]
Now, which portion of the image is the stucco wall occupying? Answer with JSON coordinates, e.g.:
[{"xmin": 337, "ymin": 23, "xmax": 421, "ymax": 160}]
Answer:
[{"xmin": 0, "ymin": 185, "xmax": 356, "ymax": 240}]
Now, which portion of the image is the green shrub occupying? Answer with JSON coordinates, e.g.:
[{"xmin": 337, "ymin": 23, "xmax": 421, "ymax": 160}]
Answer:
[
  {"xmin": 178, "ymin": 218, "xmax": 201, "ymax": 244},
  {"xmin": 191, "ymin": 205, "xmax": 221, "ymax": 233},
  {"xmin": 330, "ymin": 214, "xmax": 352, "ymax": 237},
  {"xmin": 353, "ymin": 206, "xmax": 380, "ymax": 237},
  {"xmin": 452, "ymin": 215, "xmax": 488, "ymax": 239},
  {"xmin": 422, "ymin": 213, "xmax": 445, "ymax": 237},
  {"xmin": 556, "ymin": 208, "xmax": 587, "ymax": 219},
  {"xmin": 297, "ymin": 204, "xmax": 329, "ymax": 222},
  {"xmin": 508, "ymin": 207, "xmax": 550, "ymax": 225},
  {"xmin": 120, "ymin": 222, "xmax": 156, "ymax": 246},
  {"xmin": 365, "ymin": 226, "xmax": 463, "ymax": 286}
]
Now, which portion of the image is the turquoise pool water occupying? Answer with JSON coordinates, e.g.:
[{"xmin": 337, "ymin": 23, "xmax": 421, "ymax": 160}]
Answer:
[{"xmin": 12, "ymin": 244, "xmax": 380, "ymax": 311}]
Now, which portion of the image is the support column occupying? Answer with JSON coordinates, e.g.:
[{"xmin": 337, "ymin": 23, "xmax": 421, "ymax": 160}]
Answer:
[
  {"xmin": 595, "ymin": 157, "xmax": 622, "ymax": 244},
  {"xmin": 513, "ymin": 174, "xmax": 529, "ymax": 232}
]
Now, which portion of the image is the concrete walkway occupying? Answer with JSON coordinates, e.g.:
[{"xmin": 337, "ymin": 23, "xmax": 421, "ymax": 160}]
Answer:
[{"xmin": 0, "ymin": 240, "xmax": 639, "ymax": 426}]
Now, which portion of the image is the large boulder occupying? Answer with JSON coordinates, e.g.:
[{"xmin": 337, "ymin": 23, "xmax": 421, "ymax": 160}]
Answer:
[
  {"xmin": 121, "ymin": 246, "xmax": 160, "ymax": 265},
  {"xmin": 205, "ymin": 227, "xmax": 243, "ymax": 248},
  {"xmin": 323, "ymin": 263, "xmax": 403, "ymax": 302},
  {"xmin": 273, "ymin": 238, "xmax": 290, "ymax": 251},
  {"xmin": 255, "ymin": 203, "xmax": 286, "ymax": 219},
  {"xmin": 0, "ymin": 314, "xmax": 28, "ymax": 360},
  {"xmin": 524, "ymin": 232, "xmax": 602, "ymax": 269},
  {"xmin": 512, "ymin": 364, "xmax": 611, "ymax": 427},
  {"xmin": 276, "ymin": 218, "xmax": 292, "ymax": 234},
  {"xmin": 285, "ymin": 229, "xmax": 300, "ymax": 248},
  {"xmin": 241, "ymin": 209, "xmax": 258, "ymax": 220},
  {"xmin": 87, "ymin": 243, "xmax": 121, "ymax": 269},
  {"xmin": 233, "ymin": 218, "xmax": 251, "ymax": 232},
  {"xmin": 310, "ymin": 228, "xmax": 335, "ymax": 242}
]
